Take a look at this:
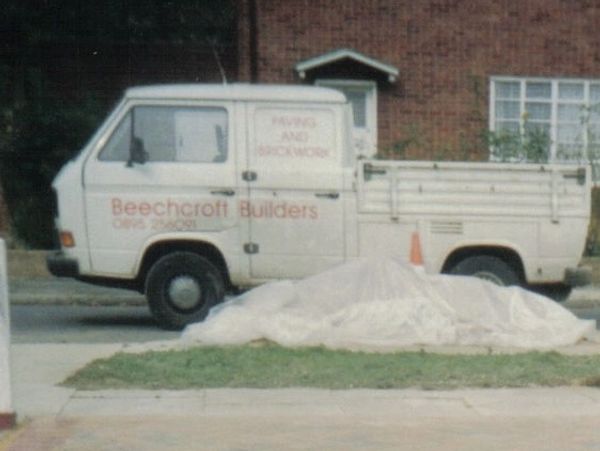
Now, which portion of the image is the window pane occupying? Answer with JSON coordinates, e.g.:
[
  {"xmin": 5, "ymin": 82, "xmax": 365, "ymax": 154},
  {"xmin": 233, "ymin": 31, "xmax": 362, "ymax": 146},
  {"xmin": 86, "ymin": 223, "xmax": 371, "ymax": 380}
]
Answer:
[
  {"xmin": 557, "ymin": 124, "xmax": 582, "ymax": 143},
  {"xmin": 135, "ymin": 107, "xmax": 176, "ymax": 161},
  {"xmin": 495, "ymin": 100, "xmax": 520, "ymax": 119},
  {"xmin": 494, "ymin": 121, "xmax": 521, "ymax": 134},
  {"xmin": 557, "ymin": 143, "xmax": 584, "ymax": 160},
  {"xmin": 524, "ymin": 123, "xmax": 551, "ymax": 160},
  {"xmin": 587, "ymin": 144, "xmax": 600, "ymax": 161},
  {"xmin": 174, "ymin": 109, "xmax": 228, "ymax": 162},
  {"xmin": 525, "ymin": 102, "xmax": 551, "ymax": 120},
  {"xmin": 345, "ymin": 91, "xmax": 367, "ymax": 128},
  {"xmin": 526, "ymin": 82, "xmax": 551, "ymax": 99},
  {"xmin": 495, "ymin": 81, "xmax": 520, "ymax": 99},
  {"xmin": 591, "ymin": 85, "xmax": 600, "ymax": 103},
  {"xmin": 558, "ymin": 104, "xmax": 584, "ymax": 121},
  {"xmin": 559, "ymin": 82, "xmax": 584, "ymax": 100},
  {"xmin": 99, "ymin": 113, "xmax": 132, "ymax": 161},
  {"xmin": 495, "ymin": 121, "xmax": 520, "ymax": 134},
  {"xmin": 589, "ymin": 124, "xmax": 600, "ymax": 142},
  {"xmin": 525, "ymin": 122, "xmax": 550, "ymax": 135}
]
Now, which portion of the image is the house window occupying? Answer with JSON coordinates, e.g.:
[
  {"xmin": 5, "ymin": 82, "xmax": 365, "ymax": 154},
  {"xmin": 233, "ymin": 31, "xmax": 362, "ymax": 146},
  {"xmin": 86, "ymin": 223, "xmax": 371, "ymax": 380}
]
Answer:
[
  {"xmin": 490, "ymin": 77, "xmax": 600, "ymax": 162},
  {"xmin": 316, "ymin": 80, "xmax": 377, "ymax": 157}
]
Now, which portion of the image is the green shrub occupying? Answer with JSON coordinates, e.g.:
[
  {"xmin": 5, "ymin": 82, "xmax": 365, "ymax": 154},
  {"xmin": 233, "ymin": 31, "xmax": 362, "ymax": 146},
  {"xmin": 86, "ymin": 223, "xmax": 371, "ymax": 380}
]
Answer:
[{"xmin": 486, "ymin": 126, "xmax": 550, "ymax": 163}]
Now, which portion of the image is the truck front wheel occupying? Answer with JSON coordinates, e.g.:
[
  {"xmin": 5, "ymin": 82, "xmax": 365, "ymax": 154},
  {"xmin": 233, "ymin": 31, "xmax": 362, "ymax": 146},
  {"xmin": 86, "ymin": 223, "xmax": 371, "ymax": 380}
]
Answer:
[
  {"xmin": 145, "ymin": 252, "xmax": 225, "ymax": 330},
  {"xmin": 447, "ymin": 255, "xmax": 520, "ymax": 287}
]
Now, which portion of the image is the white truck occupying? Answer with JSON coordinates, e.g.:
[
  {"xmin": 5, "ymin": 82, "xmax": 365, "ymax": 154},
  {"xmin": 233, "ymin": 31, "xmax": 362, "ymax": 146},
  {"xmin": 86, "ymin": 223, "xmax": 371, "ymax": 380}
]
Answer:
[{"xmin": 47, "ymin": 84, "xmax": 592, "ymax": 329}]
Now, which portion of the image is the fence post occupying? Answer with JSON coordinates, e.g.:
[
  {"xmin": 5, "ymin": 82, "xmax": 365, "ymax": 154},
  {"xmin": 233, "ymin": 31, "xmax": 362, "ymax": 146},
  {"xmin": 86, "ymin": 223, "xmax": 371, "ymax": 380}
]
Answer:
[{"xmin": 0, "ymin": 239, "xmax": 15, "ymax": 429}]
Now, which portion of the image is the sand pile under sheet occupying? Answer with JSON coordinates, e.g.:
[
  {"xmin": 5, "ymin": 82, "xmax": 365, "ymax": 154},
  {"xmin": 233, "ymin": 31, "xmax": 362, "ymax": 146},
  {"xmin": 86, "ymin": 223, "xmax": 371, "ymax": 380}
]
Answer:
[{"xmin": 183, "ymin": 258, "xmax": 596, "ymax": 350}]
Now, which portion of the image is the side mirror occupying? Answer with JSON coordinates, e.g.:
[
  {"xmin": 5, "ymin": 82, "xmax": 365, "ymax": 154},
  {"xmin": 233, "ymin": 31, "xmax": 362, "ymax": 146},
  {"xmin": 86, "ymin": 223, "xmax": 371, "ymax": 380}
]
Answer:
[{"xmin": 126, "ymin": 137, "xmax": 148, "ymax": 167}]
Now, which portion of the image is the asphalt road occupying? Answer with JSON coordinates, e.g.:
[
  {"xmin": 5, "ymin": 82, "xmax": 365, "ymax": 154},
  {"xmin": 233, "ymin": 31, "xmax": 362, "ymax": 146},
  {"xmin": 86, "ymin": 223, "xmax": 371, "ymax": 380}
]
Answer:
[
  {"xmin": 7, "ymin": 278, "xmax": 600, "ymax": 344},
  {"xmin": 569, "ymin": 305, "xmax": 600, "ymax": 324},
  {"xmin": 10, "ymin": 305, "xmax": 180, "ymax": 344}
]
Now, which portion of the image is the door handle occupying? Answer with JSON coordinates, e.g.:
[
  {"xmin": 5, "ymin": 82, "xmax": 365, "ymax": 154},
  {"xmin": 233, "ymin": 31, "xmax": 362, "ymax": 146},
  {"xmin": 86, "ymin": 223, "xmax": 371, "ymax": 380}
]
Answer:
[
  {"xmin": 315, "ymin": 192, "xmax": 339, "ymax": 199},
  {"xmin": 363, "ymin": 163, "xmax": 387, "ymax": 177},
  {"xmin": 210, "ymin": 189, "xmax": 235, "ymax": 196}
]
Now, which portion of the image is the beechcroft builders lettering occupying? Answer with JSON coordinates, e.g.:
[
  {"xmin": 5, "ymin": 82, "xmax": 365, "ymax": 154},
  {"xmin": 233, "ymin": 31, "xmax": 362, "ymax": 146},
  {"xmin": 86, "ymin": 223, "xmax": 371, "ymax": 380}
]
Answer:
[{"xmin": 111, "ymin": 198, "xmax": 318, "ymax": 230}]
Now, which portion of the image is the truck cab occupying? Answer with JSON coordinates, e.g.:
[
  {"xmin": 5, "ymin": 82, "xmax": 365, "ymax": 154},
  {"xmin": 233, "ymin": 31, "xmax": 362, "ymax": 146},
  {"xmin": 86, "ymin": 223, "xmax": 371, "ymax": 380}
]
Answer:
[{"xmin": 49, "ymin": 84, "xmax": 353, "ymax": 328}]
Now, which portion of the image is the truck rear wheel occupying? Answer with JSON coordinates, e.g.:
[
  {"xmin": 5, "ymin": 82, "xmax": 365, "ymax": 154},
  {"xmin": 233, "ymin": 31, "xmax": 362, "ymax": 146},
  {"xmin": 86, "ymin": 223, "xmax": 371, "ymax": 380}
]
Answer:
[
  {"xmin": 528, "ymin": 283, "xmax": 572, "ymax": 302},
  {"xmin": 447, "ymin": 255, "xmax": 520, "ymax": 286},
  {"xmin": 145, "ymin": 252, "xmax": 225, "ymax": 330}
]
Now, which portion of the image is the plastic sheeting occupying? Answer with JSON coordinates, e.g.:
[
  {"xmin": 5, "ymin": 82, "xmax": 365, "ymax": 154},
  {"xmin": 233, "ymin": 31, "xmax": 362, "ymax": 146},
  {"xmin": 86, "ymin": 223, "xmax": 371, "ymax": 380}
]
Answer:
[{"xmin": 183, "ymin": 258, "xmax": 597, "ymax": 350}]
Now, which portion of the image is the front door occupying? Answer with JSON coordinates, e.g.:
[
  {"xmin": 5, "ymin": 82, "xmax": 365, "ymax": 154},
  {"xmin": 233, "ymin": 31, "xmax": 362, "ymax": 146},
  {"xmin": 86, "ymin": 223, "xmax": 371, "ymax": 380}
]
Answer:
[{"xmin": 317, "ymin": 80, "xmax": 377, "ymax": 158}]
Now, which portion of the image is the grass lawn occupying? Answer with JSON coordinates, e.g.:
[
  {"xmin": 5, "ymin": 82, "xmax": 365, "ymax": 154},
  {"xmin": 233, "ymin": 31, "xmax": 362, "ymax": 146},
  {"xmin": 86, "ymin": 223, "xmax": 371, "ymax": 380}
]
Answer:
[{"xmin": 63, "ymin": 344, "xmax": 600, "ymax": 390}]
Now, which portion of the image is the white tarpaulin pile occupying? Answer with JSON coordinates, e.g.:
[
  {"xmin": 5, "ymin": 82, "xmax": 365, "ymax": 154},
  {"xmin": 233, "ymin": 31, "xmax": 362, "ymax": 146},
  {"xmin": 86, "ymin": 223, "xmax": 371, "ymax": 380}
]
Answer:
[{"xmin": 183, "ymin": 258, "xmax": 596, "ymax": 350}]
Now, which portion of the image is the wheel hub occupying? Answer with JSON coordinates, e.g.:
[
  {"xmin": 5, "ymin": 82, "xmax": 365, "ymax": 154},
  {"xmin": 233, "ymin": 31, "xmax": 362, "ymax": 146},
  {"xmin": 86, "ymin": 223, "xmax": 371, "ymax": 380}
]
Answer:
[{"xmin": 168, "ymin": 276, "xmax": 202, "ymax": 310}]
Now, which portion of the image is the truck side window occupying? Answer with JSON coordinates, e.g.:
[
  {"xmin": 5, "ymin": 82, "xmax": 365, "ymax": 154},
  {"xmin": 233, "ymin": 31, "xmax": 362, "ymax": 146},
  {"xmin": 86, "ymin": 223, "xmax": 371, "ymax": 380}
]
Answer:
[
  {"xmin": 99, "ymin": 106, "xmax": 228, "ymax": 163},
  {"xmin": 173, "ymin": 108, "xmax": 228, "ymax": 163}
]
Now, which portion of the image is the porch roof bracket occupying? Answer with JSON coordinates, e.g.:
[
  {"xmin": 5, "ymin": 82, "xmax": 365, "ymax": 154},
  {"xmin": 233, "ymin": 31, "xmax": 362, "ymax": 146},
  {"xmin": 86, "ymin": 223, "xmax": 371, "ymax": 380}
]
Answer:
[{"xmin": 295, "ymin": 48, "xmax": 399, "ymax": 83}]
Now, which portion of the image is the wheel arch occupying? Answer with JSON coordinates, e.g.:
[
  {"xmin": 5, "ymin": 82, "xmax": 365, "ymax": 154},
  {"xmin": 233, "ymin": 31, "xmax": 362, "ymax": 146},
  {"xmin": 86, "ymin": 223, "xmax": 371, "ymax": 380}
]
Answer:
[
  {"xmin": 441, "ymin": 245, "xmax": 527, "ymax": 283},
  {"xmin": 137, "ymin": 239, "xmax": 232, "ymax": 290}
]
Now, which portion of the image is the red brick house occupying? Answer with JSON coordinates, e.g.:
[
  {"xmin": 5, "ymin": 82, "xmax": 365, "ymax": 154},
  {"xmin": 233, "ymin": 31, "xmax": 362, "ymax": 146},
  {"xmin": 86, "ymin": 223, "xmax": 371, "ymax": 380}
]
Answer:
[{"xmin": 236, "ymin": 0, "xmax": 600, "ymax": 162}]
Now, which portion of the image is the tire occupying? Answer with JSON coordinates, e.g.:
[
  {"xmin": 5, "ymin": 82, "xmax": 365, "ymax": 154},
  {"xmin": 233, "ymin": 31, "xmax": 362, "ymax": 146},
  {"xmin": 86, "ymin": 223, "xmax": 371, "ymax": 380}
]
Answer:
[
  {"xmin": 447, "ymin": 255, "xmax": 520, "ymax": 286},
  {"xmin": 145, "ymin": 252, "xmax": 225, "ymax": 330},
  {"xmin": 528, "ymin": 283, "xmax": 572, "ymax": 302}
]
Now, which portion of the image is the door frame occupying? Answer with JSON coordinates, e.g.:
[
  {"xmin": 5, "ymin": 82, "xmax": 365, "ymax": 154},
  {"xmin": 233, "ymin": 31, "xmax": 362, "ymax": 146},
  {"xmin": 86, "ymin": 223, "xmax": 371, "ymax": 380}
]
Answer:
[{"xmin": 315, "ymin": 79, "xmax": 377, "ymax": 157}]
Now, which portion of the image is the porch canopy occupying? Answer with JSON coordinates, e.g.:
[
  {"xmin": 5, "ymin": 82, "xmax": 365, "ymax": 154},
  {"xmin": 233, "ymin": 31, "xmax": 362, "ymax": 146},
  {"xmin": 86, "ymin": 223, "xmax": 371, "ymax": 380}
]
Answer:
[{"xmin": 295, "ymin": 48, "xmax": 399, "ymax": 83}]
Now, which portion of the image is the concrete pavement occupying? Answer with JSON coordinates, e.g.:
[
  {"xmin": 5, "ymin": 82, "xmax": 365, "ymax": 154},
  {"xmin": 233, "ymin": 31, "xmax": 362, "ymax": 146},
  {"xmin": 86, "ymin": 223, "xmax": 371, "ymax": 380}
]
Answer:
[
  {"xmin": 2, "ymin": 342, "xmax": 600, "ymax": 450},
  {"xmin": 6, "ymin": 387, "xmax": 600, "ymax": 450}
]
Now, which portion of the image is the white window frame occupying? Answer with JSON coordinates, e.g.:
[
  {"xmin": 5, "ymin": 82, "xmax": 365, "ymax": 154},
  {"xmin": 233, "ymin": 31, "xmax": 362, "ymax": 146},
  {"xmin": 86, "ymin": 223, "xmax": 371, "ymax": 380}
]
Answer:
[
  {"xmin": 490, "ymin": 76, "xmax": 600, "ymax": 163},
  {"xmin": 316, "ymin": 79, "xmax": 377, "ymax": 152}
]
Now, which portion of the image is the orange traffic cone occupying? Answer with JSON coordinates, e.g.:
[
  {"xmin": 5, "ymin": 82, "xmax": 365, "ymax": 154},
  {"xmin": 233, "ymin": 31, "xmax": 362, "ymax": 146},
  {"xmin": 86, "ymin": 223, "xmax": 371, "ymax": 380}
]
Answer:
[{"xmin": 410, "ymin": 231, "xmax": 424, "ymax": 269}]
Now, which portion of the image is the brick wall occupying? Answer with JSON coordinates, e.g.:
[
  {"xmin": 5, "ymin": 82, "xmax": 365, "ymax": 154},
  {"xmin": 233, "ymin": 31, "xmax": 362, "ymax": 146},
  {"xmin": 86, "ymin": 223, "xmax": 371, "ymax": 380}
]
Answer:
[{"xmin": 237, "ymin": 0, "xmax": 600, "ymax": 159}]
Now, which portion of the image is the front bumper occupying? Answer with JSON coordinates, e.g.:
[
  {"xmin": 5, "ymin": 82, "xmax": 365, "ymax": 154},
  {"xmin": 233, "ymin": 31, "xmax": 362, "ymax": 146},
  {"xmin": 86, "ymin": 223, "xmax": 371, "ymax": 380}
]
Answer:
[
  {"xmin": 564, "ymin": 266, "xmax": 593, "ymax": 287},
  {"xmin": 46, "ymin": 251, "xmax": 80, "ymax": 278}
]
